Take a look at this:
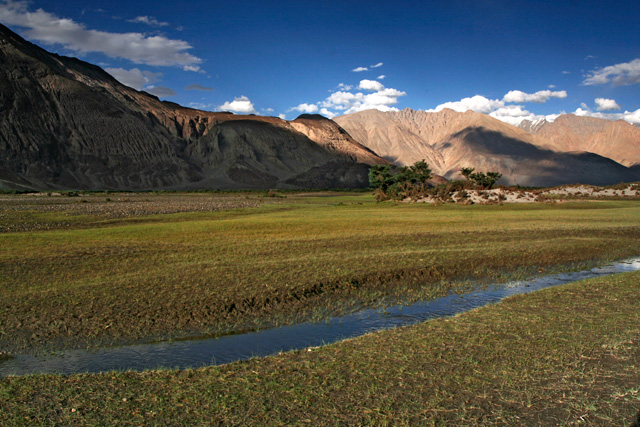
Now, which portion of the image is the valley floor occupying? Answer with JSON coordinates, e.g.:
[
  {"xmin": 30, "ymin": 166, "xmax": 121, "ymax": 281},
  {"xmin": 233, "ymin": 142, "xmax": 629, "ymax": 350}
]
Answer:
[
  {"xmin": 2, "ymin": 271, "xmax": 639, "ymax": 426},
  {"xmin": 1, "ymin": 191, "xmax": 640, "ymax": 424}
]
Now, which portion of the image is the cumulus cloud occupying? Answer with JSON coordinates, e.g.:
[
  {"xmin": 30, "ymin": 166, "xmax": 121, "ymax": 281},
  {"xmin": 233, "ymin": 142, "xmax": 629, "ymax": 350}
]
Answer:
[
  {"xmin": 595, "ymin": 98, "xmax": 621, "ymax": 111},
  {"xmin": 489, "ymin": 105, "xmax": 559, "ymax": 126},
  {"xmin": 105, "ymin": 67, "xmax": 161, "ymax": 90},
  {"xmin": 352, "ymin": 66, "xmax": 368, "ymax": 72},
  {"xmin": 0, "ymin": 0, "xmax": 202, "ymax": 68},
  {"xmin": 278, "ymin": 114, "xmax": 286, "ymax": 120},
  {"xmin": 288, "ymin": 103, "xmax": 318, "ymax": 114},
  {"xmin": 320, "ymin": 108, "xmax": 337, "ymax": 119},
  {"xmin": 574, "ymin": 105, "xmax": 640, "ymax": 124},
  {"xmin": 359, "ymin": 79, "xmax": 384, "ymax": 91},
  {"xmin": 370, "ymin": 62, "xmax": 383, "ymax": 68},
  {"xmin": 185, "ymin": 84, "xmax": 214, "ymax": 91},
  {"xmin": 377, "ymin": 75, "xmax": 386, "ymax": 80},
  {"xmin": 322, "ymin": 82, "xmax": 406, "ymax": 115},
  {"xmin": 218, "ymin": 96, "xmax": 256, "ymax": 114},
  {"xmin": 427, "ymin": 95, "xmax": 504, "ymax": 115},
  {"xmin": 144, "ymin": 85, "xmax": 176, "ymax": 97},
  {"xmin": 502, "ymin": 90, "xmax": 567, "ymax": 104},
  {"xmin": 127, "ymin": 16, "xmax": 169, "ymax": 27},
  {"xmin": 427, "ymin": 90, "xmax": 566, "ymax": 126},
  {"xmin": 583, "ymin": 58, "xmax": 640, "ymax": 86}
]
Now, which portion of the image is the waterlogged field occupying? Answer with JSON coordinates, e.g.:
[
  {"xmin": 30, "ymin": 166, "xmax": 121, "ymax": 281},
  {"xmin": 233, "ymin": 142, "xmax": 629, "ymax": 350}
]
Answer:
[
  {"xmin": 1, "ymin": 192, "xmax": 640, "ymax": 353},
  {"xmin": 2, "ymin": 192, "xmax": 640, "ymax": 425},
  {"xmin": 2, "ymin": 271, "xmax": 639, "ymax": 425}
]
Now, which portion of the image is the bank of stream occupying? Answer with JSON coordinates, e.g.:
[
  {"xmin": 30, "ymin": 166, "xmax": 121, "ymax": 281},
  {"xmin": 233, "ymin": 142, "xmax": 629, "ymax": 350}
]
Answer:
[{"xmin": 2, "ymin": 257, "xmax": 639, "ymax": 377}]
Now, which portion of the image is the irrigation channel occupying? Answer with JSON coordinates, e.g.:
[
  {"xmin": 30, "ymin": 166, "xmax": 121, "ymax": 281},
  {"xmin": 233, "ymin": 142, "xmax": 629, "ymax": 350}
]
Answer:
[{"xmin": 2, "ymin": 258, "xmax": 640, "ymax": 376}]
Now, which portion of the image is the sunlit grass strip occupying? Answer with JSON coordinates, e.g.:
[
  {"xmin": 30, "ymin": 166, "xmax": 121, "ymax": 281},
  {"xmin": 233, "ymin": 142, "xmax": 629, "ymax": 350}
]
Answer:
[{"xmin": 1, "ymin": 271, "xmax": 639, "ymax": 426}]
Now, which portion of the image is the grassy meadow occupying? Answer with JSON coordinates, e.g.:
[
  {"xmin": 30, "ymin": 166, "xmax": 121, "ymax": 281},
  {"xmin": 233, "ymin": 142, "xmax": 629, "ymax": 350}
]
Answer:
[
  {"xmin": 1, "ymin": 192, "xmax": 640, "ymax": 425},
  {"xmin": 1, "ymin": 192, "xmax": 640, "ymax": 352},
  {"xmin": 2, "ymin": 270, "xmax": 639, "ymax": 425}
]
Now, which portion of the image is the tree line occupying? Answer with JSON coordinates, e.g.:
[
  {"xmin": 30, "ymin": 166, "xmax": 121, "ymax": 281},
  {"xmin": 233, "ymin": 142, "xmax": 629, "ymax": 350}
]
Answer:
[{"xmin": 369, "ymin": 161, "xmax": 502, "ymax": 201}]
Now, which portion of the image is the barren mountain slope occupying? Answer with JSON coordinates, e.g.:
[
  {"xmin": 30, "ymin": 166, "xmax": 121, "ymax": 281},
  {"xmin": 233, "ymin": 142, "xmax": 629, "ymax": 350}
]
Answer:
[
  {"xmin": 0, "ymin": 24, "xmax": 384, "ymax": 190},
  {"xmin": 336, "ymin": 108, "xmax": 639, "ymax": 186},
  {"xmin": 520, "ymin": 114, "xmax": 640, "ymax": 167}
]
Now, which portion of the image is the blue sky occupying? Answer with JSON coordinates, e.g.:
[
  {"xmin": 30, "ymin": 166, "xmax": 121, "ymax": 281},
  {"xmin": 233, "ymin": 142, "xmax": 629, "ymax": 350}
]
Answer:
[{"xmin": 1, "ymin": 0, "xmax": 640, "ymax": 125}]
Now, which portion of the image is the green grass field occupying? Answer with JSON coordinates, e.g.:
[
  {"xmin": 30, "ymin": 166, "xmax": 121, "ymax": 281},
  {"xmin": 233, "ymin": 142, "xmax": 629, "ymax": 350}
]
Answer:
[
  {"xmin": 2, "ymin": 193, "xmax": 640, "ymax": 352},
  {"xmin": 2, "ymin": 270, "xmax": 639, "ymax": 426},
  {"xmin": 2, "ymin": 193, "xmax": 640, "ymax": 425}
]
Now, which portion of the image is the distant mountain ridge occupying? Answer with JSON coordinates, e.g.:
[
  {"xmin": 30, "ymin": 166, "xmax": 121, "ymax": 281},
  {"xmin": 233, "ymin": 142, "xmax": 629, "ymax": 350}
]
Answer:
[
  {"xmin": 0, "ymin": 24, "xmax": 388, "ymax": 191},
  {"xmin": 518, "ymin": 114, "xmax": 640, "ymax": 167},
  {"xmin": 335, "ymin": 108, "xmax": 640, "ymax": 187}
]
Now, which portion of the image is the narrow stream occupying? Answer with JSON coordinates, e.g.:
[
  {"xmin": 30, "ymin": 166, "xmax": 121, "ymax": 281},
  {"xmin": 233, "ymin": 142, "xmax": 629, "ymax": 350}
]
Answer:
[{"xmin": 2, "ymin": 258, "xmax": 639, "ymax": 377}]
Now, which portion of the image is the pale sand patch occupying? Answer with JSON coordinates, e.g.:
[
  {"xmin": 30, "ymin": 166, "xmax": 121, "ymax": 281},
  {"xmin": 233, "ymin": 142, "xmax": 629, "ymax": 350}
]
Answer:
[{"xmin": 411, "ymin": 183, "xmax": 640, "ymax": 204}]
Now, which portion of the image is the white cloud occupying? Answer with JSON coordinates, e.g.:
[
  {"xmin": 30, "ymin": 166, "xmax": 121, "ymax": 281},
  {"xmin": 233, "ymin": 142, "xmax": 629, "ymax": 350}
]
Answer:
[
  {"xmin": 370, "ymin": 62, "xmax": 383, "ymax": 68},
  {"xmin": 427, "ymin": 95, "xmax": 504, "ymax": 115},
  {"xmin": 583, "ymin": 58, "xmax": 640, "ymax": 86},
  {"xmin": 183, "ymin": 65, "xmax": 202, "ymax": 72},
  {"xmin": 502, "ymin": 90, "xmax": 567, "ymax": 104},
  {"xmin": 218, "ymin": 96, "xmax": 256, "ymax": 114},
  {"xmin": 573, "ymin": 105, "xmax": 640, "ymax": 124},
  {"xmin": 322, "ymin": 84, "xmax": 406, "ymax": 115},
  {"xmin": 278, "ymin": 114, "xmax": 286, "ymax": 120},
  {"xmin": 595, "ymin": 98, "xmax": 621, "ymax": 111},
  {"xmin": 562, "ymin": 71, "xmax": 571, "ymax": 74},
  {"xmin": 0, "ymin": 0, "xmax": 202, "ymax": 68},
  {"xmin": 352, "ymin": 66, "xmax": 368, "ymax": 72},
  {"xmin": 127, "ymin": 16, "xmax": 169, "ymax": 27},
  {"xmin": 105, "ymin": 67, "xmax": 161, "ymax": 90},
  {"xmin": 548, "ymin": 84, "xmax": 555, "ymax": 88},
  {"xmin": 320, "ymin": 108, "xmax": 337, "ymax": 119},
  {"xmin": 489, "ymin": 105, "xmax": 559, "ymax": 126},
  {"xmin": 144, "ymin": 85, "xmax": 176, "ymax": 97},
  {"xmin": 377, "ymin": 75, "xmax": 386, "ymax": 80},
  {"xmin": 427, "ymin": 91, "xmax": 566, "ymax": 126},
  {"xmin": 337, "ymin": 83, "xmax": 353, "ymax": 90},
  {"xmin": 358, "ymin": 79, "xmax": 384, "ymax": 91},
  {"xmin": 288, "ymin": 103, "xmax": 318, "ymax": 114}
]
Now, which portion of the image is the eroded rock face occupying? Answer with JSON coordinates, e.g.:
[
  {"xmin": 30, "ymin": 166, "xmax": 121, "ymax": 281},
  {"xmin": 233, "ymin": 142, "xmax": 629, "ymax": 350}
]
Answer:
[
  {"xmin": 0, "ymin": 24, "xmax": 386, "ymax": 190},
  {"xmin": 336, "ymin": 108, "xmax": 640, "ymax": 187}
]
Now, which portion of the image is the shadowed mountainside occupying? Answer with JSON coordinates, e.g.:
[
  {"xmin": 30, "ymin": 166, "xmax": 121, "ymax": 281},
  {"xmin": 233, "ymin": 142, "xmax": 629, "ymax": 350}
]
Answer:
[
  {"xmin": 0, "ymin": 24, "xmax": 387, "ymax": 191},
  {"xmin": 336, "ymin": 108, "xmax": 640, "ymax": 186},
  {"xmin": 518, "ymin": 114, "xmax": 640, "ymax": 167}
]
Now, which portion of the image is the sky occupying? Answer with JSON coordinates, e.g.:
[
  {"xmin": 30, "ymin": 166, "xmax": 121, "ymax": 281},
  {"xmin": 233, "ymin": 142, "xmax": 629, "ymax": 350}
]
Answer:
[{"xmin": 1, "ymin": 0, "xmax": 640, "ymax": 125}]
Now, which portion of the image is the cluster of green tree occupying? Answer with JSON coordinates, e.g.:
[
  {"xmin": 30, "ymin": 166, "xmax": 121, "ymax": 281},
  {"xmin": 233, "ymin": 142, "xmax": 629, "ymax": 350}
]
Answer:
[
  {"xmin": 459, "ymin": 168, "xmax": 502, "ymax": 190},
  {"xmin": 368, "ymin": 160, "xmax": 432, "ymax": 201},
  {"xmin": 369, "ymin": 162, "xmax": 502, "ymax": 202}
]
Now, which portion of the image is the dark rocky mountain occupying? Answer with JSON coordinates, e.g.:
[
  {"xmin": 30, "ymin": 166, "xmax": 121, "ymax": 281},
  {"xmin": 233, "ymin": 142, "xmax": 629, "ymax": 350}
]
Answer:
[
  {"xmin": 336, "ymin": 108, "xmax": 640, "ymax": 187},
  {"xmin": 0, "ymin": 24, "xmax": 388, "ymax": 191}
]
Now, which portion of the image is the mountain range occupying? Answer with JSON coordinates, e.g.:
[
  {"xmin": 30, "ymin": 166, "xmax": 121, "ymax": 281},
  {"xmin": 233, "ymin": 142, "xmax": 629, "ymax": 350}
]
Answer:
[
  {"xmin": 1, "ymin": 23, "xmax": 638, "ymax": 190},
  {"xmin": 335, "ymin": 109, "xmax": 640, "ymax": 187},
  {"xmin": 0, "ymin": 23, "xmax": 387, "ymax": 191}
]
